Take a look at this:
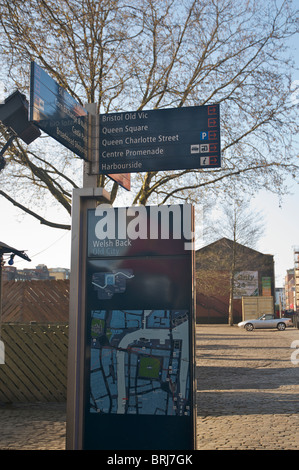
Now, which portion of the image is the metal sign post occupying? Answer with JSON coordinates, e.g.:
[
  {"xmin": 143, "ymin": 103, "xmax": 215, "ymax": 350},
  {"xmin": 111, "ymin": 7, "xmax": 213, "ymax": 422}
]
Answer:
[{"xmin": 66, "ymin": 187, "xmax": 111, "ymax": 450}]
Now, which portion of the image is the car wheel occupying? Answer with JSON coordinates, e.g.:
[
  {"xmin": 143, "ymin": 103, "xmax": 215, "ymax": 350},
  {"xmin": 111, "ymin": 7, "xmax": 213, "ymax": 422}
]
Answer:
[
  {"xmin": 245, "ymin": 323, "xmax": 254, "ymax": 331},
  {"xmin": 277, "ymin": 322, "xmax": 286, "ymax": 331}
]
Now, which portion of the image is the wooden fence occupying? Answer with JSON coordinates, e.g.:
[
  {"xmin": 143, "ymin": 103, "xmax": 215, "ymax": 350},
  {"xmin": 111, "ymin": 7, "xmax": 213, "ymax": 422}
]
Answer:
[
  {"xmin": 0, "ymin": 323, "xmax": 68, "ymax": 403},
  {"xmin": 2, "ymin": 280, "xmax": 69, "ymax": 322},
  {"xmin": 0, "ymin": 281, "xmax": 70, "ymax": 402}
]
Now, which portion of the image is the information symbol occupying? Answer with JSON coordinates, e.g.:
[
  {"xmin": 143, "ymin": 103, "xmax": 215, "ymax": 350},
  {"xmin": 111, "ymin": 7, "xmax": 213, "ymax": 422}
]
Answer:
[{"xmin": 200, "ymin": 157, "xmax": 210, "ymax": 165}]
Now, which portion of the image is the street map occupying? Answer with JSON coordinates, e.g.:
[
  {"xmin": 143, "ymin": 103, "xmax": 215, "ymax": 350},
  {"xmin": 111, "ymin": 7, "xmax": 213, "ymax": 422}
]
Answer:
[
  {"xmin": 92, "ymin": 270, "xmax": 134, "ymax": 300},
  {"xmin": 89, "ymin": 309, "xmax": 191, "ymax": 416}
]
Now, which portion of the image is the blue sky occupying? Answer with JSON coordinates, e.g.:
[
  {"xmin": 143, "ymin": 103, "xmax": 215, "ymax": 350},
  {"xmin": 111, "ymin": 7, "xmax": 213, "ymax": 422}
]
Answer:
[{"xmin": 251, "ymin": 182, "xmax": 299, "ymax": 286}]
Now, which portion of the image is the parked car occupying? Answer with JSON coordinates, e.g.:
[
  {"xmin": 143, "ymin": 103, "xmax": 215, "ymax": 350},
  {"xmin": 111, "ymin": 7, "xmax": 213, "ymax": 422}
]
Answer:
[
  {"xmin": 282, "ymin": 309, "xmax": 296, "ymax": 319},
  {"xmin": 238, "ymin": 314, "xmax": 292, "ymax": 331}
]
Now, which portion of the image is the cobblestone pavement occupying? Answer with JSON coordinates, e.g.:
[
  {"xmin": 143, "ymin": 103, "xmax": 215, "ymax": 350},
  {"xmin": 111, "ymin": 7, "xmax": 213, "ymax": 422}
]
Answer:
[
  {"xmin": 196, "ymin": 324, "xmax": 299, "ymax": 450},
  {"xmin": 0, "ymin": 324, "xmax": 299, "ymax": 450},
  {"xmin": 0, "ymin": 402, "xmax": 66, "ymax": 450}
]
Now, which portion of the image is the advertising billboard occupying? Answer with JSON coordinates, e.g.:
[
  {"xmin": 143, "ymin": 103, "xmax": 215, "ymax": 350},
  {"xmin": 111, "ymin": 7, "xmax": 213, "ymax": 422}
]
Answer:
[{"xmin": 234, "ymin": 271, "xmax": 259, "ymax": 299}]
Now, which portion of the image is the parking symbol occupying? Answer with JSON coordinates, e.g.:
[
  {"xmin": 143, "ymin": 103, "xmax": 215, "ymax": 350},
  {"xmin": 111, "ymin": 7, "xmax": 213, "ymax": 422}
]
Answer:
[{"xmin": 200, "ymin": 132, "xmax": 209, "ymax": 140}]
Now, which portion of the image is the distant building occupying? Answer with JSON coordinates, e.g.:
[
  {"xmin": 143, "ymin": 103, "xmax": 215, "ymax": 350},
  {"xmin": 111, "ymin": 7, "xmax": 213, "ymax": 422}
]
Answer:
[
  {"xmin": 275, "ymin": 287, "xmax": 285, "ymax": 315},
  {"xmin": 196, "ymin": 237, "xmax": 275, "ymax": 324},
  {"xmin": 2, "ymin": 266, "xmax": 16, "ymax": 281},
  {"xmin": 294, "ymin": 248, "xmax": 299, "ymax": 312},
  {"xmin": 20, "ymin": 264, "xmax": 51, "ymax": 280},
  {"xmin": 2, "ymin": 264, "xmax": 70, "ymax": 281},
  {"xmin": 48, "ymin": 268, "xmax": 70, "ymax": 280},
  {"xmin": 284, "ymin": 268, "xmax": 295, "ymax": 310}
]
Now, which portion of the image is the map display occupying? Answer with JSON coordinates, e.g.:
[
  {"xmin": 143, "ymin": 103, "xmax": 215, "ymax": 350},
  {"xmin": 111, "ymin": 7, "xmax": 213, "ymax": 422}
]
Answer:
[
  {"xmin": 92, "ymin": 270, "xmax": 134, "ymax": 300},
  {"xmin": 89, "ymin": 308, "xmax": 191, "ymax": 416}
]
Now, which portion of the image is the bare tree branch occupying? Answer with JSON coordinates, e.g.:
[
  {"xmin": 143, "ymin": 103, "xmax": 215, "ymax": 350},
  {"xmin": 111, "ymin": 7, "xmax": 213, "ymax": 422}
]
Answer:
[
  {"xmin": 0, "ymin": 0, "xmax": 297, "ymax": 224},
  {"xmin": 0, "ymin": 190, "xmax": 71, "ymax": 230}
]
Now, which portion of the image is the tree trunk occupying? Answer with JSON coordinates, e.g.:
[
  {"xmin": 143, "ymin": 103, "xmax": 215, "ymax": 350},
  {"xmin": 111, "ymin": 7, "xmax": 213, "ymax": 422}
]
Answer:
[
  {"xmin": 228, "ymin": 275, "xmax": 234, "ymax": 326},
  {"xmin": 228, "ymin": 226, "xmax": 237, "ymax": 326}
]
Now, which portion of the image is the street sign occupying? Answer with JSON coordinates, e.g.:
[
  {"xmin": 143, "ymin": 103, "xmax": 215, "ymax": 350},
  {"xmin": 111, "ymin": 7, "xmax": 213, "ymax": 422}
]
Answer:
[
  {"xmin": 30, "ymin": 62, "xmax": 131, "ymax": 190},
  {"xmin": 30, "ymin": 61, "xmax": 89, "ymax": 160},
  {"xmin": 99, "ymin": 104, "xmax": 221, "ymax": 174}
]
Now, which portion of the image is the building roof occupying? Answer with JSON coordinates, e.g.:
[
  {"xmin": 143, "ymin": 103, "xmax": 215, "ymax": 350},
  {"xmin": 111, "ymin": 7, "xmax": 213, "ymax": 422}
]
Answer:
[
  {"xmin": 196, "ymin": 237, "xmax": 274, "ymax": 272},
  {"xmin": 0, "ymin": 241, "xmax": 31, "ymax": 261},
  {"xmin": 196, "ymin": 237, "xmax": 273, "ymax": 258}
]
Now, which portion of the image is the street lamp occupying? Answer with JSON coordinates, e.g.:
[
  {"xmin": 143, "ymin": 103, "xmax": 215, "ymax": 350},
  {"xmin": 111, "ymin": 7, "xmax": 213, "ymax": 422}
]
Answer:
[
  {"xmin": 0, "ymin": 90, "xmax": 41, "ymax": 170},
  {"xmin": 0, "ymin": 242, "xmax": 31, "ymax": 364}
]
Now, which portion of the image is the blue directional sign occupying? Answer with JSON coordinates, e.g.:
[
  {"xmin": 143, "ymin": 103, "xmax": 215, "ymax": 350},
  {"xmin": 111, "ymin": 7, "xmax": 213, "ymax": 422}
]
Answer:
[
  {"xmin": 29, "ymin": 61, "xmax": 89, "ymax": 160},
  {"xmin": 99, "ymin": 104, "xmax": 221, "ymax": 174},
  {"xmin": 29, "ymin": 62, "xmax": 131, "ymax": 191}
]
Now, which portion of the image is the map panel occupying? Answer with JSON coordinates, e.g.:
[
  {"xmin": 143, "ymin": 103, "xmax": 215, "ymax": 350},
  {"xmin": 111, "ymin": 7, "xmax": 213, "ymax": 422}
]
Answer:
[
  {"xmin": 89, "ymin": 309, "xmax": 190, "ymax": 416},
  {"xmin": 92, "ymin": 270, "xmax": 134, "ymax": 300}
]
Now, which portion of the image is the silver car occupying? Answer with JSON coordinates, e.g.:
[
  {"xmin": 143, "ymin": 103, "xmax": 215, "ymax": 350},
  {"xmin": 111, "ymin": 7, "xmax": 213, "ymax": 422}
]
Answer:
[{"xmin": 238, "ymin": 314, "xmax": 292, "ymax": 331}]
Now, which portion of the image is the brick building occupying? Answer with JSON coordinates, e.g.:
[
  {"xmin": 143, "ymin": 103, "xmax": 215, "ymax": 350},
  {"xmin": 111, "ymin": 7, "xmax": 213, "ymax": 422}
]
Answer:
[
  {"xmin": 284, "ymin": 268, "xmax": 295, "ymax": 310},
  {"xmin": 196, "ymin": 238, "xmax": 275, "ymax": 324}
]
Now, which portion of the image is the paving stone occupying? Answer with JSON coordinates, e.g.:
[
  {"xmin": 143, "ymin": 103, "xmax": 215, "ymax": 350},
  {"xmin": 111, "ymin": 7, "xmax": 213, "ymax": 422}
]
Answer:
[{"xmin": 196, "ymin": 324, "xmax": 299, "ymax": 450}]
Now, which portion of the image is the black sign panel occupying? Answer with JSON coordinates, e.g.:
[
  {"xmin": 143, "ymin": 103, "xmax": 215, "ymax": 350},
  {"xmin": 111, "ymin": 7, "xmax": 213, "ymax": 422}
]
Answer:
[
  {"xmin": 99, "ymin": 104, "xmax": 221, "ymax": 174},
  {"xmin": 83, "ymin": 205, "xmax": 196, "ymax": 450},
  {"xmin": 29, "ymin": 61, "xmax": 89, "ymax": 160}
]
